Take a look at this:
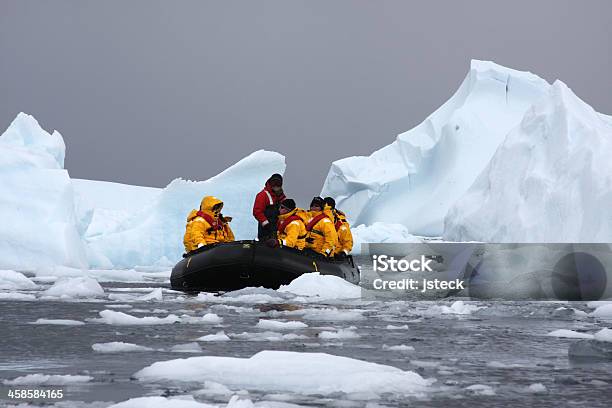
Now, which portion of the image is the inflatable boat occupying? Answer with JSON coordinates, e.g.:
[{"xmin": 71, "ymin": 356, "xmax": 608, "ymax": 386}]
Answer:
[{"xmin": 170, "ymin": 240, "xmax": 360, "ymax": 292}]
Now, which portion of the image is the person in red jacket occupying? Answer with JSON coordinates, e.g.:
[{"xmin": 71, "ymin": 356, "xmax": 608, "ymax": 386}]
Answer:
[{"xmin": 253, "ymin": 173, "xmax": 286, "ymax": 240}]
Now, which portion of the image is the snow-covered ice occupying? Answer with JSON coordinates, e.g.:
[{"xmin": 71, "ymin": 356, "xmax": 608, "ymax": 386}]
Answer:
[{"xmin": 134, "ymin": 350, "xmax": 430, "ymax": 395}]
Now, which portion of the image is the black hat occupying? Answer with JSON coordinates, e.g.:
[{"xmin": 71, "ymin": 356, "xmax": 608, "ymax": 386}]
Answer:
[
  {"xmin": 310, "ymin": 196, "xmax": 324, "ymax": 209},
  {"xmin": 267, "ymin": 173, "xmax": 283, "ymax": 187},
  {"xmin": 280, "ymin": 198, "xmax": 296, "ymax": 211},
  {"xmin": 323, "ymin": 197, "xmax": 336, "ymax": 209}
]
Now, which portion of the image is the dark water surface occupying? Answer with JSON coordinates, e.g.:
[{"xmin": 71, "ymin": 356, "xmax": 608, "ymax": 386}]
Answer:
[{"xmin": 1, "ymin": 276, "xmax": 612, "ymax": 407}]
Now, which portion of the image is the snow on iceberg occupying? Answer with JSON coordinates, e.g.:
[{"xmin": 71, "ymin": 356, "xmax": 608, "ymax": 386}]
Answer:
[
  {"xmin": 444, "ymin": 80, "xmax": 612, "ymax": 242},
  {"xmin": 321, "ymin": 60, "xmax": 549, "ymax": 236},
  {"xmin": 134, "ymin": 350, "xmax": 430, "ymax": 395},
  {"xmin": 86, "ymin": 150, "xmax": 285, "ymax": 268},
  {"xmin": 0, "ymin": 113, "xmax": 88, "ymax": 270}
]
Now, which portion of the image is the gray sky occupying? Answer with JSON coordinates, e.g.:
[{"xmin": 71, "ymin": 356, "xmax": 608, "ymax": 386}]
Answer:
[{"xmin": 1, "ymin": 1, "xmax": 611, "ymax": 206}]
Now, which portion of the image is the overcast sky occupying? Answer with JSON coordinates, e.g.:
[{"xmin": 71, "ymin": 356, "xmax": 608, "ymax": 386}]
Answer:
[{"xmin": 2, "ymin": 1, "xmax": 611, "ymax": 205}]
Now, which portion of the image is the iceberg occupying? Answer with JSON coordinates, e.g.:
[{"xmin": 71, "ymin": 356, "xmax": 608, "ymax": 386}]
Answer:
[
  {"xmin": 0, "ymin": 113, "xmax": 88, "ymax": 270},
  {"xmin": 134, "ymin": 350, "xmax": 430, "ymax": 395},
  {"xmin": 86, "ymin": 150, "xmax": 285, "ymax": 268},
  {"xmin": 445, "ymin": 81, "xmax": 612, "ymax": 242},
  {"xmin": 321, "ymin": 60, "xmax": 550, "ymax": 236}
]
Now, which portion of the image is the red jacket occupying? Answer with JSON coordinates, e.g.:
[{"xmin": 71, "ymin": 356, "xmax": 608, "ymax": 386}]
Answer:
[{"xmin": 253, "ymin": 182, "xmax": 286, "ymax": 224}]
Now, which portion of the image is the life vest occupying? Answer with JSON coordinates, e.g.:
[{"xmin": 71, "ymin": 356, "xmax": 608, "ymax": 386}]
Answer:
[
  {"xmin": 197, "ymin": 211, "xmax": 223, "ymax": 231},
  {"xmin": 278, "ymin": 215, "xmax": 303, "ymax": 234},
  {"xmin": 306, "ymin": 213, "xmax": 329, "ymax": 235}
]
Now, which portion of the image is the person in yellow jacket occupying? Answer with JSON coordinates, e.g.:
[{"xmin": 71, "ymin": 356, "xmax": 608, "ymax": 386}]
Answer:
[
  {"xmin": 324, "ymin": 197, "xmax": 353, "ymax": 256},
  {"xmin": 269, "ymin": 199, "xmax": 307, "ymax": 250},
  {"xmin": 183, "ymin": 196, "xmax": 229, "ymax": 253},
  {"xmin": 304, "ymin": 196, "xmax": 338, "ymax": 256}
]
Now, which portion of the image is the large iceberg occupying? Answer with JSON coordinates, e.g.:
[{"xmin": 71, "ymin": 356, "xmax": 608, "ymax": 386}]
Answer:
[
  {"xmin": 444, "ymin": 81, "xmax": 612, "ymax": 242},
  {"xmin": 86, "ymin": 150, "xmax": 285, "ymax": 268},
  {"xmin": 321, "ymin": 60, "xmax": 550, "ymax": 236},
  {"xmin": 0, "ymin": 113, "xmax": 88, "ymax": 270}
]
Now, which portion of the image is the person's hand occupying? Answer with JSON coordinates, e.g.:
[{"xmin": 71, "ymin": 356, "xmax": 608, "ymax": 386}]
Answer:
[{"xmin": 265, "ymin": 238, "xmax": 280, "ymax": 248}]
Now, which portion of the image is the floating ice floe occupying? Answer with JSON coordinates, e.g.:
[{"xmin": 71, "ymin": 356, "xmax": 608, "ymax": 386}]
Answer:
[
  {"xmin": 108, "ymin": 395, "xmax": 218, "ymax": 408},
  {"xmin": 255, "ymin": 319, "xmax": 308, "ymax": 330},
  {"xmin": 594, "ymin": 328, "xmax": 612, "ymax": 342},
  {"xmin": 92, "ymin": 342, "xmax": 153, "ymax": 353},
  {"xmin": 277, "ymin": 272, "xmax": 361, "ymax": 300},
  {"xmin": 139, "ymin": 287, "xmax": 163, "ymax": 301},
  {"xmin": 134, "ymin": 350, "xmax": 431, "ymax": 395},
  {"xmin": 591, "ymin": 304, "xmax": 612, "ymax": 320},
  {"xmin": 196, "ymin": 331, "xmax": 231, "ymax": 342},
  {"xmin": 318, "ymin": 327, "xmax": 360, "ymax": 340},
  {"xmin": 386, "ymin": 324, "xmax": 409, "ymax": 330},
  {"xmin": 268, "ymin": 307, "xmax": 365, "ymax": 322},
  {"xmin": 465, "ymin": 384, "xmax": 495, "ymax": 396},
  {"xmin": 428, "ymin": 300, "xmax": 485, "ymax": 315},
  {"xmin": 527, "ymin": 383, "xmax": 548, "ymax": 394},
  {"xmin": 0, "ymin": 292, "xmax": 37, "ymax": 301},
  {"xmin": 547, "ymin": 329, "xmax": 594, "ymax": 339},
  {"xmin": 0, "ymin": 270, "xmax": 38, "ymax": 290},
  {"xmin": 43, "ymin": 277, "xmax": 105, "ymax": 298},
  {"xmin": 231, "ymin": 331, "xmax": 309, "ymax": 342},
  {"xmin": 201, "ymin": 313, "xmax": 223, "ymax": 324},
  {"xmin": 383, "ymin": 344, "xmax": 415, "ymax": 352},
  {"xmin": 96, "ymin": 310, "xmax": 181, "ymax": 325},
  {"xmin": 3, "ymin": 374, "xmax": 93, "ymax": 386},
  {"xmin": 32, "ymin": 319, "xmax": 85, "ymax": 326}
]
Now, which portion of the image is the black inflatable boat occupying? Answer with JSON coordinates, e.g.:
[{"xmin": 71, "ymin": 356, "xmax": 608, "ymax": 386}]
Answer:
[{"xmin": 170, "ymin": 240, "xmax": 361, "ymax": 292}]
